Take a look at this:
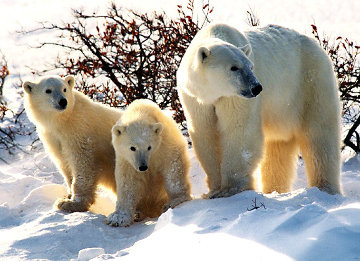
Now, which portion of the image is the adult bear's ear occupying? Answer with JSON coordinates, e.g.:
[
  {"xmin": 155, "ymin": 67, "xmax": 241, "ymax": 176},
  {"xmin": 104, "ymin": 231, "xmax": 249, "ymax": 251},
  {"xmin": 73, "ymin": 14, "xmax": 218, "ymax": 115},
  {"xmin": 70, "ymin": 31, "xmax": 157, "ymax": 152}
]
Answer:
[
  {"xmin": 64, "ymin": 75, "xmax": 75, "ymax": 89},
  {"xmin": 23, "ymin": 81, "xmax": 35, "ymax": 94},
  {"xmin": 152, "ymin": 122, "xmax": 163, "ymax": 135},
  {"xmin": 112, "ymin": 125, "xmax": 126, "ymax": 136},
  {"xmin": 198, "ymin": 46, "xmax": 210, "ymax": 63},
  {"xmin": 240, "ymin": 44, "xmax": 252, "ymax": 57}
]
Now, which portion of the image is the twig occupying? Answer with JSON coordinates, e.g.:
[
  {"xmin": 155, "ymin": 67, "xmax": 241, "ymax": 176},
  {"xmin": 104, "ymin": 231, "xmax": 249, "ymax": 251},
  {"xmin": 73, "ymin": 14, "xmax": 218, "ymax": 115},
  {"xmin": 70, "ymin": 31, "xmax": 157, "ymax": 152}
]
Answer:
[{"xmin": 247, "ymin": 197, "xmax": 266, "ymax": 211}]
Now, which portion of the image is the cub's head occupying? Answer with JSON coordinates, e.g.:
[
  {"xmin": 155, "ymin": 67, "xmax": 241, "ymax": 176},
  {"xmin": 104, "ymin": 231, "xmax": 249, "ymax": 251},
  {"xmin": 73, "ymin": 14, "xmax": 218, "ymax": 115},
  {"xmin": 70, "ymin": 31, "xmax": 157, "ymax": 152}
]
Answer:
[
  {"xmin": 23, "ymin": 75, "xmax": 75, "ymax": 114},
  {"xmin": 112, "ymin": 120, "xmax": 163, "ymax": 172},
  {"xmin": 188, "ymin": 41, "xmax": 262, "ymax": 103}
]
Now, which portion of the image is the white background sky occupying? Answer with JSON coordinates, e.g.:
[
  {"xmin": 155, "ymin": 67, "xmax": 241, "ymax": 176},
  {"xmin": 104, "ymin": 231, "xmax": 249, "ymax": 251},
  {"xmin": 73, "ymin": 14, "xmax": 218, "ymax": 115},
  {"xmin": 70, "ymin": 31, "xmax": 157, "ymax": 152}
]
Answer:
[{"xmin": 0, "ymin": 0, "xmax": 359, "ymax": 80}]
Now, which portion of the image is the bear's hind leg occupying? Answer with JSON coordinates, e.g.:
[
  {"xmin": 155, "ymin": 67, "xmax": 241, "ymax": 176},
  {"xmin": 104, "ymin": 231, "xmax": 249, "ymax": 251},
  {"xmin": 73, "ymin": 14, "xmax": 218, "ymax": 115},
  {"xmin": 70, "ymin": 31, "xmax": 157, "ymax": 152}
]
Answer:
[
  {"xmin": 299, "ymin": 128, "xmax": 341, "ymax": 194},
  {"xmin": 261, "ymin": 138, "xmax": 298, "ymax": 194}
]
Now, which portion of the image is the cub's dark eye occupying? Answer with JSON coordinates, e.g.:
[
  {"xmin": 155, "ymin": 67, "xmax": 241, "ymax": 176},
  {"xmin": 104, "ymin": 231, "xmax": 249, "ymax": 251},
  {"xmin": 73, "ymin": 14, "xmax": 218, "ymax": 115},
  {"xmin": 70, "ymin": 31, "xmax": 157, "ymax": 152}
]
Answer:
[
  {"xmin": 148, "ymin": 146, "xmax": 151, "ymax": 151},
  {"xmin": 45, "ymin": 89, "xmax": 52, "ymax": 94},
  {"xmin": 230, "ymin": 66, "xmax": 239, "ymax": 71},
  {"xmin": 64, "ymin": 88, "xmax": 67, "ymax": 92},
  {"xmin": 130, "ymin": 146, "xmax": 136, "ymax": 151}
]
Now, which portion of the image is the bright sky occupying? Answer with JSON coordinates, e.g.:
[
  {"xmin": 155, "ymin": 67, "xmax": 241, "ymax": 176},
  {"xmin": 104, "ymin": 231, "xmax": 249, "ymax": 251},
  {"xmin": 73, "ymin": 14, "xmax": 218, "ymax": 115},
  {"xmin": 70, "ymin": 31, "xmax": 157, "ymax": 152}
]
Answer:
[{"xmin": 0, "ymin": 0, "xmax": 359, "ymax": 78}]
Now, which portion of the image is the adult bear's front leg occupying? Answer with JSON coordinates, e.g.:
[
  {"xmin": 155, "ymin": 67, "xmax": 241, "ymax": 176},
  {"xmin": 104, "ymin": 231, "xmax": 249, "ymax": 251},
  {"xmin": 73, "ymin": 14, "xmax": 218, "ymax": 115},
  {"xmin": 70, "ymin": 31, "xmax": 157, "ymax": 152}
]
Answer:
[
  {"xmin": 211, "ymin": 96, "xmax": 263, "ymax": 198},
  {"xmin": 179, "ymin": 91, "xmax": 222, "ymax": 195}
]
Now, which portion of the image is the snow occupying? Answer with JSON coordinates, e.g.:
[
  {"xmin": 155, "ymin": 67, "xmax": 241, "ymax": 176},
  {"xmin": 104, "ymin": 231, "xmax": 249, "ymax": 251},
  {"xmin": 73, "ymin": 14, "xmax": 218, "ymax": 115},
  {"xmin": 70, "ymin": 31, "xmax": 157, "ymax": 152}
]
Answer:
[
  {"xmin": 1, "ymin": 0, "xmax": 360, "ymax": 260},
  {"xmin": 1, "ymin": 149, "xmax": 360, "ymax": 260}
]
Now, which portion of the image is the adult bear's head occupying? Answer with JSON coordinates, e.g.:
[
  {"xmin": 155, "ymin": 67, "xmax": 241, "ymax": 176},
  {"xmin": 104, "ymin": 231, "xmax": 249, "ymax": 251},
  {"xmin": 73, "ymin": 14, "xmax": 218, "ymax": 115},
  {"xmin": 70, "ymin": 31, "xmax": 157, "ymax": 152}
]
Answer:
[{"xmin": 188, "ymin": 40, "xmax": 262, "ymax": 104}]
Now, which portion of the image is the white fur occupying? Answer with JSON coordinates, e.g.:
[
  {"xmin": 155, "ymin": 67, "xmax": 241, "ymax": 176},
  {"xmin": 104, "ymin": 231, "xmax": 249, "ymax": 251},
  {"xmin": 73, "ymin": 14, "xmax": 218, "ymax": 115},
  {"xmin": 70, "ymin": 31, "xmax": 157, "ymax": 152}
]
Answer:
[
  {"xmin": 105, "ymin": 99, "xmax": 191, "ymax": 227},
  {"xmin": 177, "ymin": 23, "xmax": 341, "ymax": 197}
]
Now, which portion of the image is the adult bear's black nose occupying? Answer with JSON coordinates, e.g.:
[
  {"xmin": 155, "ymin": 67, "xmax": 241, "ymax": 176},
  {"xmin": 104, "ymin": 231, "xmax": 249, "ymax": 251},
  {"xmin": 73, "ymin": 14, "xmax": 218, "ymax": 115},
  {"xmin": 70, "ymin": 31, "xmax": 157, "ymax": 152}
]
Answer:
[
  {"xmin": 139, "ymin": 165, "xmax": 148, "ymax": 172},
  {"xmin": 59, "ymin": 98, "xmax": 68, "ymax": 109},
  {"xmin": 251, "ymin": 84, "xmax": 263, "ymax": 97}
]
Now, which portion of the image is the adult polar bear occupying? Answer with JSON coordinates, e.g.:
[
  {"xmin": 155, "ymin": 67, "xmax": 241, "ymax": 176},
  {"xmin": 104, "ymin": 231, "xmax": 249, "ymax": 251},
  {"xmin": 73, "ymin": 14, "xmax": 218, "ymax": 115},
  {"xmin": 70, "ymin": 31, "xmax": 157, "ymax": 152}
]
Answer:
[{"xmin": 177, "ymin": 23, "xmax": 341, "ymax": 197}]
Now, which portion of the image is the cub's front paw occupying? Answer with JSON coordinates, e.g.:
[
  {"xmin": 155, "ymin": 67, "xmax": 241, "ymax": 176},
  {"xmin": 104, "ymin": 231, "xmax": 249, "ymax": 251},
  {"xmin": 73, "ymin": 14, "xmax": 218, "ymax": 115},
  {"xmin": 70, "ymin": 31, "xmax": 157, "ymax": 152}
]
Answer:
[
  {"xmin": 56, "ymin": 198, "xmax": 89, "ymax": 213},
  {"xmin": 105, "ymin": 211, "xmax": 133, "ymax": 227}
]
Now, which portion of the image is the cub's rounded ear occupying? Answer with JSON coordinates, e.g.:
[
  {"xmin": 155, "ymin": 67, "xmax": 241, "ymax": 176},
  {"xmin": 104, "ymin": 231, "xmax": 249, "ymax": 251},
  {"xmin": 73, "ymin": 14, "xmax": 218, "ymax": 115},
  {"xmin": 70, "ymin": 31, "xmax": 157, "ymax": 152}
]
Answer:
[
  {"xmin": 240, "ymin": 44, "xmax": 252, "ymax": 57},
  {"xmin": 23, "ymin": 81, "xmax": 35, "ymax": 94},
  {"xmin": 152, "ymin": 122, "xmax": 163, "ymax": 135},
  {"xmin": 198, "ymin": 46, "xmax": 210, "ymax": 63},
  {"xmin": 112, "ymin": 125, "xmax": 126, "ymax": 136},
  {"xmin": 64, "ymin": 75, "xmax": 75, "ymax": 89}
]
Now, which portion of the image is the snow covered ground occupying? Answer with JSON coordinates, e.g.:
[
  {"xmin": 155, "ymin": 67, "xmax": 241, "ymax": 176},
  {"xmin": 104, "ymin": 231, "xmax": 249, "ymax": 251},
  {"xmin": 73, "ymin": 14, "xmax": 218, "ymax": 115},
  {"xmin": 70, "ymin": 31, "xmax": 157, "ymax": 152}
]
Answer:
[
  {"xmin": 0, "ymin": 150, "xmax": 360, "ymax": 260},
  {"xmin": 1, "ymin": 0, "xmax": 360, "ymax": 260}
]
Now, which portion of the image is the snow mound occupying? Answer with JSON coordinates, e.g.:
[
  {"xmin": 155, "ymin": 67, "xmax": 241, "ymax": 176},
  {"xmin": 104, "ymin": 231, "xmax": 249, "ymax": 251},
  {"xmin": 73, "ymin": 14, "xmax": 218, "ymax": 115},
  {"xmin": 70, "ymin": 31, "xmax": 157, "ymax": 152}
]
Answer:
[{"xmin": 1, "ymin": 149, "xmax": 360, "ymax": 261}]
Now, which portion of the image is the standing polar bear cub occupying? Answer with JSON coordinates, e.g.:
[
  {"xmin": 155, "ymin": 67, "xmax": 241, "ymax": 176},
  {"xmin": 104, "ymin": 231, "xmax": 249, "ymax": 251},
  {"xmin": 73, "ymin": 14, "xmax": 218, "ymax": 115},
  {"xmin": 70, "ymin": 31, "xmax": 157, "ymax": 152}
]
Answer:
[
  {"xmin": 177, "ymin": 23, "xmax": 341, "ymax": 197},
  {"xmin": 23, "ymin": 75, "xmax": 121, "ymax": 212},
  {"xmin": 106, "ymin": 99, "xmax": 191, "ymax": 227}
]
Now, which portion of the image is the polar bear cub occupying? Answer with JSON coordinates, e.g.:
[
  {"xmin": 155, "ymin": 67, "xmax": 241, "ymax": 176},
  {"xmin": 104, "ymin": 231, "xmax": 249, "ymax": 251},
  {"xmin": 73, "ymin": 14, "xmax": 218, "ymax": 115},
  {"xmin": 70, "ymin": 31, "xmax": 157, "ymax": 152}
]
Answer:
[
  {"xmin": 106, "ymin": 99, "xmax": 191, "ymax": 227},
  {"xmin": 177, "ymin": 22, "xmax": 341, "ymax": 197},
  {"xmin": 23, "ymin": 75, "xmax": 121, "ymax": 212}
]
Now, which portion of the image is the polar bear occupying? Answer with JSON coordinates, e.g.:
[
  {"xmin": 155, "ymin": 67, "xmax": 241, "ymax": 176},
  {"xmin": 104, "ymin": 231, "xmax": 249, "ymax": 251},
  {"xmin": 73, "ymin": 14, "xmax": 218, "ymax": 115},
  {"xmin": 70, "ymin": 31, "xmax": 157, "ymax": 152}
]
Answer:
[
  {"xmin": 177, "ymin": 23, "xmax": 341, "ymax": 197},
  {"xmin": 105, "ymin": 99, "xmax": 191, "ymax": 227},
  {"xmin": 23, "ymin": 75, "xmax": 122, "ymax": 212}
]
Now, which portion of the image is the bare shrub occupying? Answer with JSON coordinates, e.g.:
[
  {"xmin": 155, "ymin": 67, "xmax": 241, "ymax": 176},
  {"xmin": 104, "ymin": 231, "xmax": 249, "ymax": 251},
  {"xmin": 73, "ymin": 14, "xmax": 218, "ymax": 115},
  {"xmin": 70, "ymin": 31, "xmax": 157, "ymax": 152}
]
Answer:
[
  {"xmin": 0, "ymin": 55, "xmax": 38, "ymax": 160},
  {"xmin": 311, "ymin": 24, "xmax": 360, "ymax": 152},
  {"xmin": 0, "ymin": 52, "xmax": 9, "ymax": 103},
  {"xmin": 27, "ymin": 0, "xmax": 213, "ymax": 127},
  {"xmin": 246, "ymin": 7, "xmax": 260, "ymax": 27}
]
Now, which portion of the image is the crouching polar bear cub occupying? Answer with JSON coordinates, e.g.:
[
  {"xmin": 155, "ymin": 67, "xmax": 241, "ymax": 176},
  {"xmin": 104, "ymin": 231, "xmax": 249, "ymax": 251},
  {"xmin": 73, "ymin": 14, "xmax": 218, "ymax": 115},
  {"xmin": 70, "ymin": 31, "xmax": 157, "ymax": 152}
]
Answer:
[
  {"xmin": 23, "ymin": 75, "xmax": 121, "ymax": 212},
  {"xmin": 177, "ymin": 23, "xmax": 341, "ymax": 197},
  {"xmin": 106, "ymin": 99, "xmax": 191, "ymax": 227}
]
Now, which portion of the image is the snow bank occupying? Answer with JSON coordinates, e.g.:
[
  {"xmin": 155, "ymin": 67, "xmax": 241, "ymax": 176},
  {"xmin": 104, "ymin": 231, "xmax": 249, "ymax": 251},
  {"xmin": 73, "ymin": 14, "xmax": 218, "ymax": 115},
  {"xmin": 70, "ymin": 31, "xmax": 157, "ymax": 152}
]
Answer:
[{"xmin": 0, "ymin": 150, "xmax": 360, "ymax": 260}]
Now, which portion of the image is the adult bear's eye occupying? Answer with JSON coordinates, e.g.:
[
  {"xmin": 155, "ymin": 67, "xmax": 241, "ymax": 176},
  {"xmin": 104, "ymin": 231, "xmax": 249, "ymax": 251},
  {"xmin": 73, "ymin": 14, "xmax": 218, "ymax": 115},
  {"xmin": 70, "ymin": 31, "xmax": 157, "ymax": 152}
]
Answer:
[
  {"xmin": 64, "ymin": 88, "xmax": 67, "ymax": 92},
  {"xmin": 230, "ymin": 66, "xmax": 239, "ymax": 71},
  {"xmin": 130, "ymin": 146, "xmax": 136, "ymax": 151},
  {"xmin": 148, "ymin": 146, "xmax": 151, "ymax": 151},
  {"xmin": 45, "ymin": 89, "xmax": 52, "ymax": 94}
]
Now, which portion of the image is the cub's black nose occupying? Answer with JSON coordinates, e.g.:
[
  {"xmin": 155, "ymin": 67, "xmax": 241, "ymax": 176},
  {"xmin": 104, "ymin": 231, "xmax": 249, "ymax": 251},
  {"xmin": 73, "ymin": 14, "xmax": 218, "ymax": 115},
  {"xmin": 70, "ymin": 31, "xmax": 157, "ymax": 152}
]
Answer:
[
  {"xmin": 59, "ymin": 98, "xmax": 68, "ymax": 109},
  {"xmin": 139, "ymin": 165, "xmax": 148, "ymax": 172},
  {"xmin": 251, "ymin": 84, "xmax": 263, "ymax": 97}
]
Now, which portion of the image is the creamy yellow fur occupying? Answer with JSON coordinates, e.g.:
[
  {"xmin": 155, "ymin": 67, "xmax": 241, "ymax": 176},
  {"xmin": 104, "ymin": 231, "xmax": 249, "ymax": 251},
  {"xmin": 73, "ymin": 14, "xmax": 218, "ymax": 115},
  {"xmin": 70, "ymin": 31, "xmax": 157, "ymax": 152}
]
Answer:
[
  {"xmin": 23, "ymin": 75, "xmax": 121, "ymax": 212},
  {"xmin": 106, "ymin": 99, "xmax": 191, "ymax": 227},
  {"xmin": 177, "ymin": 23, "xmax": 341, "ymax": 197}
]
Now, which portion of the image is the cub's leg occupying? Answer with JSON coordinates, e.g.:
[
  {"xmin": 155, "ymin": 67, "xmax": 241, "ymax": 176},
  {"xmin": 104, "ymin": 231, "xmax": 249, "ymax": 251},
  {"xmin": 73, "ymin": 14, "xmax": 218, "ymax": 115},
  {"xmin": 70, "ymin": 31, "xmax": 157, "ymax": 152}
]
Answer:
[
  {"xmin": 261, "ymin": 138, "xmax": 298, "ymax": 193},
  {"xmin": 106, "ymin": 161, "xmax": 142, "ymax": 227}
]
